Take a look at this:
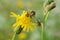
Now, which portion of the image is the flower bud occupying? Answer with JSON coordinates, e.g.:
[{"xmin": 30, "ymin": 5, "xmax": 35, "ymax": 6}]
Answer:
[
  {"xmin": 49, "ymin": 2, "xmax": 56, "ymax": 11},
  {"xmin": 44, "ymin": 2, "xmax": 56, "ymax": 13}
]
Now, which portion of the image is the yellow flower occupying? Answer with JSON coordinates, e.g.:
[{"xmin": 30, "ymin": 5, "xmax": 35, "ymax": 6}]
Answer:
[{"xmin": 10, "ymin": 11, "xmax": 37, "ymax": 32}]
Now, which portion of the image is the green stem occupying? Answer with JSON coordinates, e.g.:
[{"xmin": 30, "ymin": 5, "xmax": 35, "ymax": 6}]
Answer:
[
  {"xmin": 44, "ymin": 12, "xmax": 49, "ymax": 23},
  {"xmin": 12, "ymin": 32, "xmax": 16, "ymax": 40},
  {"xmin": 41, "ymin": 0, "xmax": 49, "ymax": 40},
  {"xmin": 41, "ymin": 23, "xmax": 44, "ymax": 40}
]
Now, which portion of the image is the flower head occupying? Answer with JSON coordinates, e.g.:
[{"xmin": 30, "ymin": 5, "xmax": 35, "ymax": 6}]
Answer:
[{"xmin": 11, "ymin": 11, "xmax": 37, "ymax": 32}]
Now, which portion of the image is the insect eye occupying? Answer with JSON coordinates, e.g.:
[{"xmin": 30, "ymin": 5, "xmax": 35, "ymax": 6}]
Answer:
[{"xmin": 31, "ymin": 11, "xmax": 36, "ymax": 16}]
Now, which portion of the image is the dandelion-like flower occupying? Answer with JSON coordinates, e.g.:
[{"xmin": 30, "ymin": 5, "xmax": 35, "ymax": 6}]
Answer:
[{"xmin": 10, "ymin": 11, "xmax": 37, "ymax": 32}]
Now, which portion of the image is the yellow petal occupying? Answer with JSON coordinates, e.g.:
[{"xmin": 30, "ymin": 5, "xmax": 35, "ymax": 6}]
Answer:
[
  {"xmin": 10, "ymin": 12, "xmax": 18, "ymax": 17},
  {"xmin": 13, "ymin": 22, "xmax": 18, "ymax": 27},
  {"xmin": 26, "ymin": 27, "xmax": 29, "ymax": 32},
  {"xmin": 23, "ymin": 26, "xmax": 27, "ymax": 31}
]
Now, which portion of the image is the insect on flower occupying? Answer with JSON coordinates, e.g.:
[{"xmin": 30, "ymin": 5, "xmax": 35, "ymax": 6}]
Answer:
[
  {"xmin": 10, "ymin": 10, "xmax": 41, "ymax": 34},
  {"xmin": 26, "ymin": 10, "xmax": 36, "ymax": 18}
]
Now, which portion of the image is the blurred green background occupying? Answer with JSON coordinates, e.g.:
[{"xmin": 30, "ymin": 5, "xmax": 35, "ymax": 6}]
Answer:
[{"xmin": 0, "ymin": 0, "xmax": 60, "ymax": 40}]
